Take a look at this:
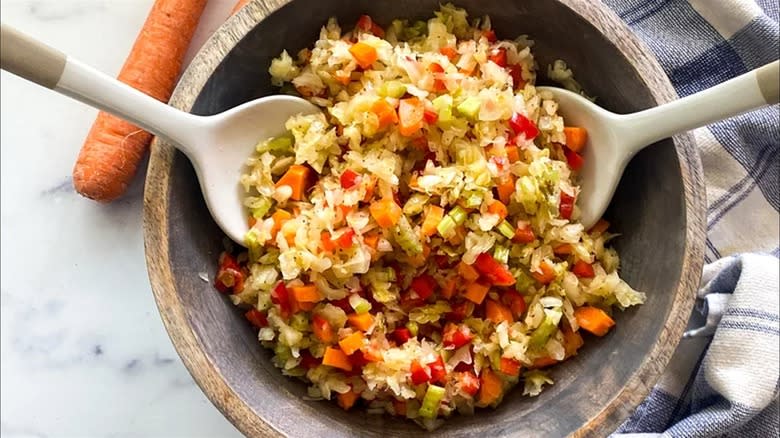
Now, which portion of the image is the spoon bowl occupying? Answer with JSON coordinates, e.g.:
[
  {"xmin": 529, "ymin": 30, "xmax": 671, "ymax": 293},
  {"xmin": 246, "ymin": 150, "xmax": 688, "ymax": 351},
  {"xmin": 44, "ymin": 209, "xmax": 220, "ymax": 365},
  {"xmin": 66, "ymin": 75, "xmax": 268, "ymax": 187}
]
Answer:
[{"xmin": 0, "ymin": 23, "xmax": 319, "ymax": 244}]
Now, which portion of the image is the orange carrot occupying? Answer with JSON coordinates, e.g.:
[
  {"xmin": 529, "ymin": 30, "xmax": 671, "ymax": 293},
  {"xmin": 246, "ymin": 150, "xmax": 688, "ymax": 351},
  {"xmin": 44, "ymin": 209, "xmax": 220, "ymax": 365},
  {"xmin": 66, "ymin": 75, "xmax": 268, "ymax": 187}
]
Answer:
[
  {"xmin": 321, "ymin": 231, "xmax": 337, "ymax": 252},
  {"xmin": 505, "ymin": 145, "xmax": 520, "ymax": 163},
  {"xmin": 337, "ymin": 389, "xmax": 360, "ymax": 410},
  {"xmin": 347, "ymin": 313, "xmax": 374, "ymax": 331},
  {"xmin": 421, "ymin": 205, "xmax": 444, "ymax": 236},
  {"xmin": 553, "ymin": 243, "xmax": 573, "ymax": 256},
  {"xmin": 312, "ymin": 315, "xmax": 335, "ymax": 344},
  {"xmin": 338, "ymin": 331, "xmax": 365, "ymax": 355},
  {"xmin": 463, "ymin": 281, "xmax": 490, "ymax": 305},
  {"xmin": 323, "ymin": 347, "xmax": 352, "ymax": 371},
  {"xmin": 477, "ymin": 368, "xmax": 503, "ymax": 406},
  {"xmin": 574, "ymin": 306, "xmax": 615, "ymax": 336},
  {"xmin": 563, "ymin": 127, "xmax": 588, "ymax": 152},
  {"xmin": 531, "ymin": 261, "xmax": 556, "ymax": 284},
  {"xmin": 369, "ymin": 198, "xmax": 402, "ymax": 228},
  {"xmin": 496, "ymin": 175, "xmax": 516, "ymax": 205},
  {"xmin": 72, "ymin": 0, "xmax": 208, "ymax": 202},
  {"xmin": 371, "ymin": 99, "xmax": 398, "ymax": 129},
  {"xmin": 441, "ymin": 278, "xmax": 457, "ymax": 300},
  {"xmin": 275, "ymin": 164, "xmax": 312, "ymax": 201},
  {"xmin": 486, "ymin": 299, "xmax": 514, "ymax": 325},
  {"xmin": 562, "ymin": 326, "xmax": 584, "ymax": 358},
  {"xmin": 363, "ymin": 233, "xmax": 380, "ymax": 250},
  {"xmin": 270, "ymin": 209, "xmax": 293, "ymax": 239},
  {"xmin": 349, "ymin": 42, "xmax": 378, "ymax": 69},
  {"xmin": 487, "ymin": 200, "xmax": 508, "ymax": 220},
  {"xmin": 398, "ymin": 97, "xmax": 425, "ymax": 136},
  {"xmin": 439, "ymin": 46, "xmax": 458, "ymax": 60},
  {"xmin": 230, "ymin": 0, "xmax": 251, "ymax": 14},
  {"xmin": 290, "ymin": 284, "xmax": 321, "ymax": 303},
  {"xmin": 457, "ymin": 261, "xmax": 480, "ymax": 282},
  {"xmin": 499, "ymin": 357, "xmax": 522, "ymax": 377}
]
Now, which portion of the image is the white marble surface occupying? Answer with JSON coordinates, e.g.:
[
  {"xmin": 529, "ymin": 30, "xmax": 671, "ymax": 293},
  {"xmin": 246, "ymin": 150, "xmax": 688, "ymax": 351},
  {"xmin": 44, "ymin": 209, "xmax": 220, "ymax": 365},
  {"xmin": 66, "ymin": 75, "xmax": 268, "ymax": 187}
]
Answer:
[{"xmin": 0, "ymin": 1, "xmax": 247, "ymax": 436}]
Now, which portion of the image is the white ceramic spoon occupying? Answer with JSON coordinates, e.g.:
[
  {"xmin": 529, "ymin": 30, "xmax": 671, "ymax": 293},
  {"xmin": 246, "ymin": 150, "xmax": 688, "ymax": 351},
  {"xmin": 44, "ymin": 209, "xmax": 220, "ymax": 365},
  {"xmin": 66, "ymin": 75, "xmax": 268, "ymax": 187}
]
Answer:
[
  {"xmin": 538, "ymin": 60, "xmax": 779, "ymax": 229},
  {"xmin": 0, "ymin": 23, "xmax": 319, "ymax": 244}
]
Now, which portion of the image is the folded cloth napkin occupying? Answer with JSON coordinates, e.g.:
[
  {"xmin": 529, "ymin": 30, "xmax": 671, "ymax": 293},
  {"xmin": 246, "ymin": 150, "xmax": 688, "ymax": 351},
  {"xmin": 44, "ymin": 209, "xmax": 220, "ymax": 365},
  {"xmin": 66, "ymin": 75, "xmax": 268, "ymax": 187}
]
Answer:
[{"xmin": 600, "ymin": 0, "xmax": 780, "ymax": 436}]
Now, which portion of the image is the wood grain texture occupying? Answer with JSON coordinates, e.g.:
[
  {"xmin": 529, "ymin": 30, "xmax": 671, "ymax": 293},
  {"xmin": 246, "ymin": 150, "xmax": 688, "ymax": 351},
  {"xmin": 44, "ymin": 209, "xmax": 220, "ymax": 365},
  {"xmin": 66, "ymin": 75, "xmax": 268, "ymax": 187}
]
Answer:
[{"xmin": 143, "ymin": 1, "xmax": 706, "ymax": 437}]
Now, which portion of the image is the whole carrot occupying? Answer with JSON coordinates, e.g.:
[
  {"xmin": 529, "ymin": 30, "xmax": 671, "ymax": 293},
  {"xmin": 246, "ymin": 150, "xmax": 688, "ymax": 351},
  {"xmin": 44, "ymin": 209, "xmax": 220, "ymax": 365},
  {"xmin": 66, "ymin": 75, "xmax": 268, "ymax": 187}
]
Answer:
[
  {"xmin": 72, "ymin": 0, "xmax": 207, "ymax": 202},
  {"xmin": 231, "ymin": 0, "xmax": 252, "ymax": 15}
]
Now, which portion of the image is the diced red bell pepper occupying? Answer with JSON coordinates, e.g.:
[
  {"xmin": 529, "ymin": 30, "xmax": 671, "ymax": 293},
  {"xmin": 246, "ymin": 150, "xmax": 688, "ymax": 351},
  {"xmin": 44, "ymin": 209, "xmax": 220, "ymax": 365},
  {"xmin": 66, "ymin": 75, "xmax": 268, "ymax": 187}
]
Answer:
[
  {"xmin": 423, "ymin": 109, "xmax": 438, "ymax": 124},
  {"xmin": 337, "ymin": 229, "xmax": 355, "ymax": 249},
  {"xmin": 299, "ymin": 350, "xmax": 320, "ymax": 369},
  {"xmin": 446, "ymin": 300, "xmax": 475, "ymax": 322},
  {"xmin": 410, "ymin": 274, "xmax": 437, "ymax": 300},
  {"xmin": 410, "ymin": 360, "xmax": 431, "ymax": 385},
  {"xmin": 474, "ymin": 253, "xmax": 516, "ymax": 286},
  {"xmin": 428, "ymin": 355, "xmax": 447, "ymax": 385},
  {"xmin": 513, "ymin": 224, "xmax": 535, "ymax": 244},
  {"xmin": 391, "ymin": 327, "xmax": 412, "ymax": 345},
  {"xmin": 245, "ymin": 309, "xmax": 268, "ymax": 328},
  {"xmin": 270, "ymin": 281, "xmax": 291, "ymax": 318},
  {"xmin": 356, "ymin": 15, "xmax": 385, "ymax": 37},
  {"xmin": 483, "ymin": 29, "xmax": 497, "ymax": 42},
  {"xmin": 572, "ymin": 260, "xmax": 595, "ymax": 278},
  {"xmin": 509, "ymin": 113, "xmax": 539, "ymax": 140},
  {"xmin": 427, "ymin": 63, "xmax": 447, "ymax": 92},
  {"xmin": 399, "ymin": 291, "xmax": 425, "ymax": 312},
  {"xmin": 215, "ymin": 252, "xmax": 245, "ymax": 294},
  {"xmin": 340, "ymin": 169, "xmax": 360, "ymax": 189},
  {"xmin": 502, "ymin": 290, "xmax": 527, "ymax": 318},
  {"xmin": 499, "ymin": 357, "xmax": 522, "ymax": 377},
  {"xmin": 564, "ymin": 148, "xmax": 585, "ymax": 171},
  {"xmin": 488, "ymin": 48, "xmax": 507, "ymax": 67},
  {"xmin": 442, "ymin": 323, "xmax": 473, "ymax": 349},
  {"xmin": 458, "ymin": 370, "xmax": 480, "ymax": 396},
  {"xmin": 559, "ymin": 191, "xmax": 576, "ymax": 220},
  {"xmin": 508, "ymin": 65, "xmax": 526, "ymax": 89},
  {"xmin": 434, "ymin": 255, "xmax": 451, "ymax": 269}
]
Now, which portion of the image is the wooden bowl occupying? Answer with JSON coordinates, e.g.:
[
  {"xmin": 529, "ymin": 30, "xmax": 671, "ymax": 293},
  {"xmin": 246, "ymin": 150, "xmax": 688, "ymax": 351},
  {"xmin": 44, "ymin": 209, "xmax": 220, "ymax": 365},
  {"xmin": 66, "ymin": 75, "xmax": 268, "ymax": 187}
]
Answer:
[{"xmin": 144, "ymin": 0, "xmax": 706, "ymax": 436}]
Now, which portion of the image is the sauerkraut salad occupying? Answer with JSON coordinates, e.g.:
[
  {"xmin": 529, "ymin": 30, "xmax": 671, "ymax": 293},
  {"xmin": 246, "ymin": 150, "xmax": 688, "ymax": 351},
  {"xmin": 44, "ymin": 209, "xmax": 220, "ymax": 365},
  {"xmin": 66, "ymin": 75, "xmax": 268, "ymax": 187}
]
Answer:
[{"xmin": 213, "ymin": 5, "xmax": 645, "ymax": 429}]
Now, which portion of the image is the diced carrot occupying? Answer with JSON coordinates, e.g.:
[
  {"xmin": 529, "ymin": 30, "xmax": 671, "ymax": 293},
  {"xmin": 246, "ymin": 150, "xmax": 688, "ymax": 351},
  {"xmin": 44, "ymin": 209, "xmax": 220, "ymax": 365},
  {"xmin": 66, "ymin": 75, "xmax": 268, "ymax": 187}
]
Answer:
[
  {"xmin": 290, "ymin": 284, "xmax": 321, "ymax": 303},
  {"xmin": 248, "ymin": 216, "xmax": 257, "ymax": 228},
  {"xmin": 289, "ymin": 294, "xmax": 315, "ymax": 314},
  {"xmin": 369, "ymin": 198, "xmax": 402, "ymax": 228},
  {"xmin": 337, "ymin": 389, "xmax": 360, "ymax": 410},
  {"xmin": 530, "ymin": 356, "xmax": 558, "ymax": 369},
  {"xmin": 323, "ymin": 347, "xmax": 352, "ymax": 371},
  {"xmin": 486, "ymin": 299, "xmax": 514, "ymax": 325},
  {"xmin": 589, "ymin": 219, "xmax": 610, "ymax": 236},
  {"xmin": 531, "ymin": 261, "xmax": 556, "ymax": 284},
  {"xmin": 398, "ymin": 97, "xmax": 425, "ymax": 136},
  {"xmin": 463, "ymin": 281, "xmax": 490, "ymax": 305},
  {"xmin": 312, "ymin": 315, "xmax": 334, "ymax": 344},
  {"xmin": 334, "ymin": 70, "xmax": 352, "ymax": 85},
  {"xmin": 338, "ymin": 331, "xmax": 365, "ymax": 355},
  {"xmin": 499, "ymin": 357, "xmax": 522, "ymax": 377},
  {"xmin": 321, "ymin": 231, "xmax": 337, "ymax": 252},
  {"xmin": 270, "ymin": 209, "xmax": 293, "ymax": 239},
  {"xmin": 572, "ymin": 260, "xmax": 595, "ymax": 278},
  {"xmin": 457, "ymin": 261, "xmax": 480, "ymax": 282},
  {"xmin": 505, "ymin": 145, "xmax": 520, "ymax": 163},
  {"xmin": 574, "ymin": 306, "xmax": 615, "ymax": 337},
  {"xmin": 371, "ymin": 99, "xmax": 398, "ymax": 129},
  {"xmin": 363, "ymin": 233, "xmax": 380, "ymax": 250},
  {"xmin": 282, "ymin": 226, "xmax": 297, "ymax": 247},
  {"xmin": 361, "ymin": 346, "xmax": 383, "ymax": 362},
  {"xmin": 563, "ymin": 127, "xmax": 588, "ymax": 153},
  {"xmin": 441, "ymin": 277, "xmax": 457, "ymax": 300},
  {"xmin": 562, "ymin": 326, "xmax": 584, "ymax": 358},
  {"xmin": 347, "ymin": 313, "xmax": 374, "ymax": 331},
  {"xmin": 553, "ymin": 243, "xmax": 573, "ymax": 256},
  {"xmin": 477, "ymin": 368, "xmax": 503, "ymax": 406},
  {"xmin": 448, "ymin": 225, "xmax": 467, "ymax": 245},
  {"xmin": 487, "ymin": 200, "xmax": 508, "ymax": 220},
  {"xmin": 349, "ymin": 42, "xmax": 378, "ymax": 69},
  {"xmin": 439, "ymin": 46, "xmax": 458, "ymax": 60},
  {"xmin": 421, "ymin": 205, "xmax": 444, "ymax": 237},
  {"xmin": 513, "ymin": 224, "xmax": 535, "ymax": 244},
  {"xmin": 496, "ymin": 175, "xmax": 516, "ymax": 205},
  {"xmin": 275, "ymin": 164, "xmax": 312, "ymax": 201}
]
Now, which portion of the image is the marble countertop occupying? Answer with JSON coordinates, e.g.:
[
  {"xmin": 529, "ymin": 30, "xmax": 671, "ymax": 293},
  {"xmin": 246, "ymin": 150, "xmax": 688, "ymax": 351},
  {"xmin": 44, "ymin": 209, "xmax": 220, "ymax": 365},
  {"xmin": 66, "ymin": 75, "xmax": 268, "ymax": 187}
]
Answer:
[{"xmin": 1, "ymin": 1, "xmax": 245, "ymax": 436}]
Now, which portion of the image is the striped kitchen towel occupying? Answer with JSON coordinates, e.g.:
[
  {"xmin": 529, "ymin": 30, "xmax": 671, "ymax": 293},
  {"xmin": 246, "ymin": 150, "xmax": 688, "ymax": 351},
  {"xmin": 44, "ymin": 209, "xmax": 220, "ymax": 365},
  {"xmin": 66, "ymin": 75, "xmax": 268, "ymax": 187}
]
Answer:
[{"xmin": 601, "ymin": 0, "xmax": 780, "ymax": 436}]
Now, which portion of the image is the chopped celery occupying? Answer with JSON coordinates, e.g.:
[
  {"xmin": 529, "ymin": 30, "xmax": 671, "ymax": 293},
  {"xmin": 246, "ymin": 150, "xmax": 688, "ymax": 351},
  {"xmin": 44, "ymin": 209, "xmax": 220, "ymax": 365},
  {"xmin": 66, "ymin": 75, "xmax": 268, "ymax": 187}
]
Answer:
[
  {"xmin": 437, "ymin": 215, "xmax": 457, "ymax": 238},
  {"xmin": 404, "ymin": 20, "xmax": 428, "ymax": 40},
  {"xmin": 403, "ymin": 193, "xmax": 430, "ymax": 216},
  {"xmin": 290, "ymin": 313, "xmax": 309, "ymax": 332},
  {"xmin": 406, "ymin": 321, "xmax": 419, "ymax": 336},
  {"xmin": 258, "ymin": 134, "xmax": 294, "ymax": 153},
  {"xmin": 393, "ymin": 215, "xmax": 423, "ymax": 255},
  {"xmin": 448, "ymin": 206, "xmax": 468, "ymax": 225},
  {"xmin": 512, "ymin": 268, "xmax": 535, "ymax": 293},
  {"xmin": 379, "ymin": 81, "xmax": 408, "ymax": 99},
  {"xmin": 250, "ymin": 197, "xmax": 274, "ymax": 218},
  {"xmin": 462, "ymin": 191, "xmax": 483, "ymax": 209},
  {"xmin": 432, "ymin": 95, "xmax": 454, "ymax": 127},
  {"xmin": 418, "ymin": 385, "xmax": 446, "ymax": 419},
  {"xmin": 528, "ymin": 308, "xmax": 562, "ymax": 349},
  {"xmin": 493, "ymin": 245, "xmax": 510, "ymax": 264},
  {"xmin": 349, "ymin": 294, "xmax": 372, "ymax": 314},
  {"xmin": 245, "ymin": 230, "xmax": 262, "ymax": 261},
  {"xmin": 496, "ymin": 220, "xmax": 516, "ymax": 239},
  {"xmin": 456, "ymin": 97, "xmax": 481, "ymax": 120}
]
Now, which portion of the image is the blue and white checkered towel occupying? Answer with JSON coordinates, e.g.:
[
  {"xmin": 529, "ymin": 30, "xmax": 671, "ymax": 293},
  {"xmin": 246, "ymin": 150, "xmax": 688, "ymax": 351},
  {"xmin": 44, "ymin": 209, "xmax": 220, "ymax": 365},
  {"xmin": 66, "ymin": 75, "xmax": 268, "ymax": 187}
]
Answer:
[{"xmin": 601, "ymin": 0, "xmax": 780, "ymax": 436}]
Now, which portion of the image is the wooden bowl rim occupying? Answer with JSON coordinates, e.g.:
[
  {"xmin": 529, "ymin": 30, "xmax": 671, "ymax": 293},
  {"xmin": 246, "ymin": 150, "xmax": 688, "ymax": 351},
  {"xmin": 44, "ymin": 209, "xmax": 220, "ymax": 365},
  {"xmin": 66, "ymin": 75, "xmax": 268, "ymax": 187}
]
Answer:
[{"xmin": 143, "ymin": 1, "xmax": 706, "ymax": 436}]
